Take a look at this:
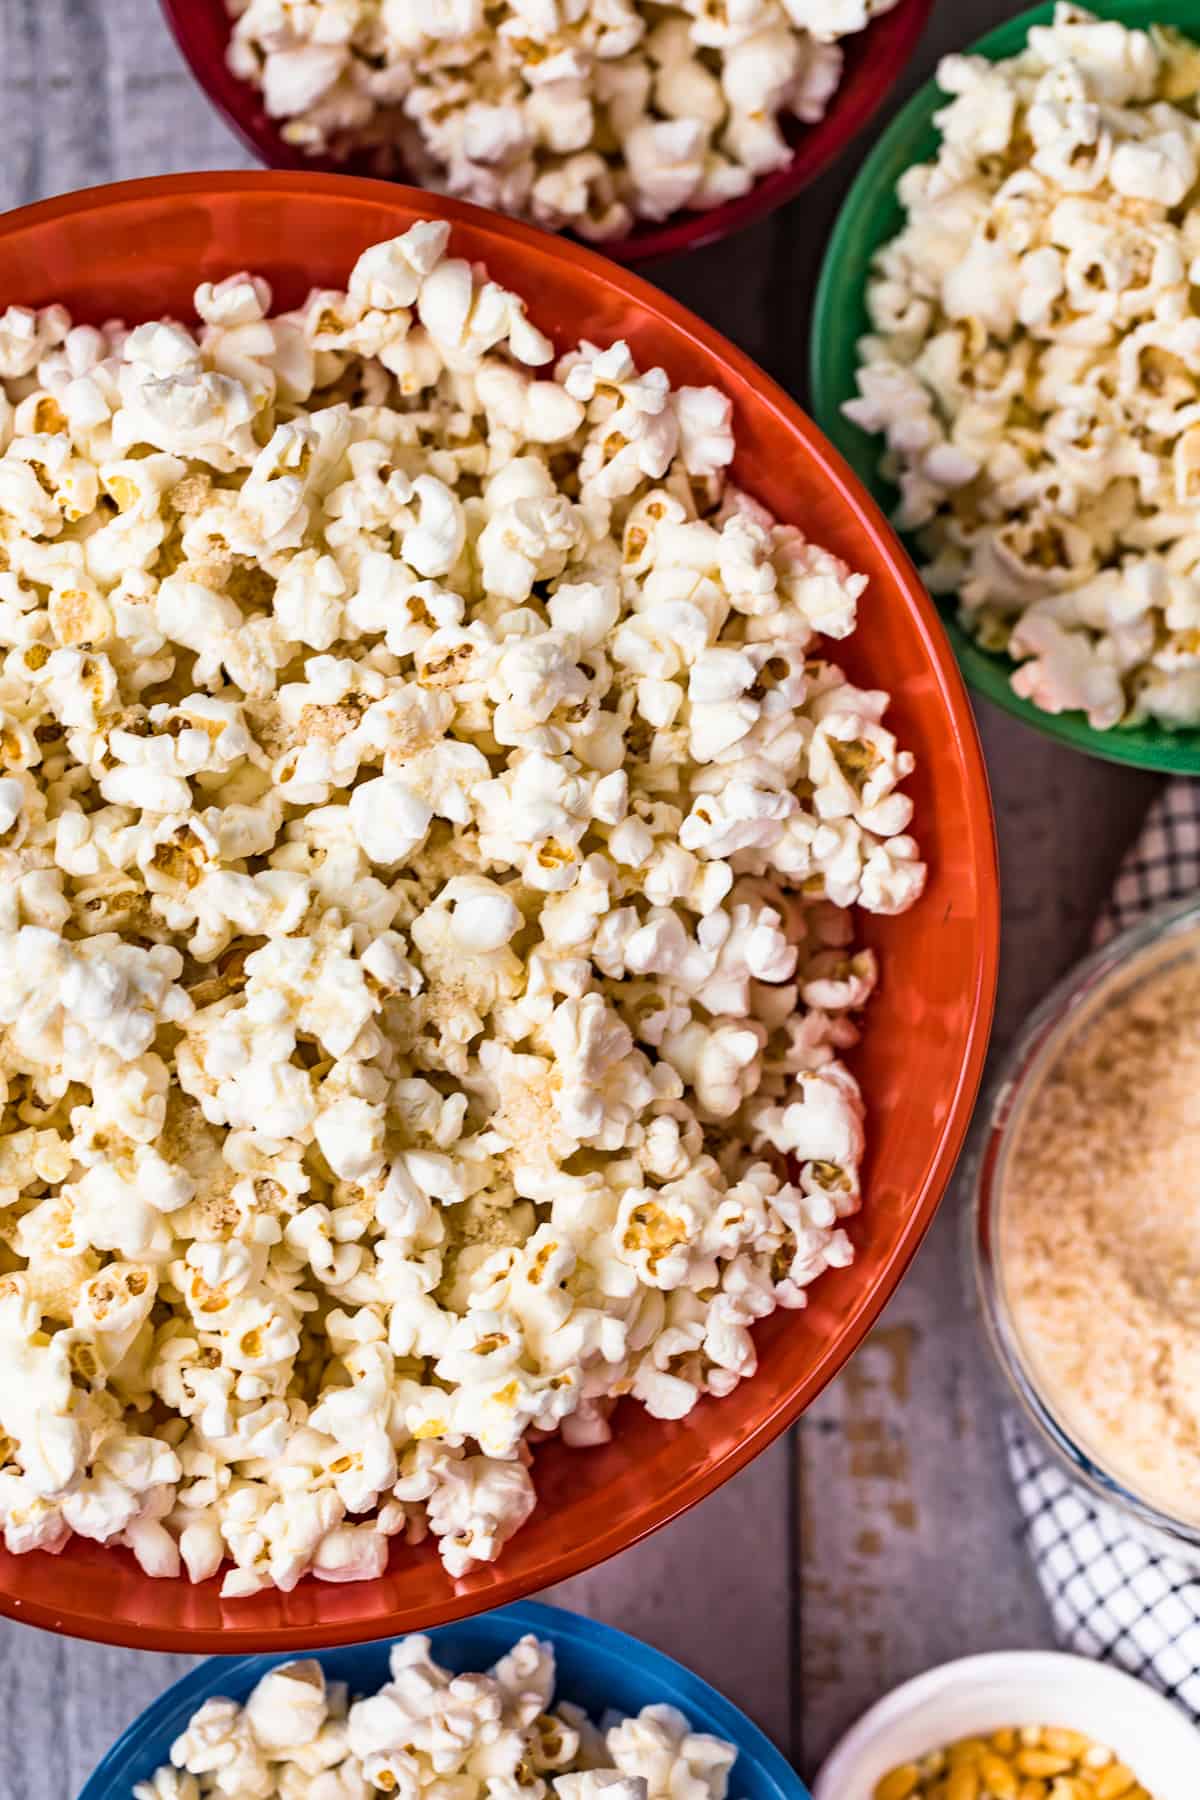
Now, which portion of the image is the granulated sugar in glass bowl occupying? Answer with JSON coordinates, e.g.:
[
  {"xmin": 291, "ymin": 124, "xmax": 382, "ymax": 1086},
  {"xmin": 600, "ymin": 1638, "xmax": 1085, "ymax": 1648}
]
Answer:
[{"xmin": 974, "ymin": 893, "xmax": 1200, "ymax": 1559}]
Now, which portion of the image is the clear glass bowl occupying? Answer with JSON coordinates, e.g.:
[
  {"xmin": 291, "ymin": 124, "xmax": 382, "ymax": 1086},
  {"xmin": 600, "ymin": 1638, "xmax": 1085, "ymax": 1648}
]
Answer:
[{"xmin": 970, "ymin": 891, "xmax": 1200, "ymax": 1562}]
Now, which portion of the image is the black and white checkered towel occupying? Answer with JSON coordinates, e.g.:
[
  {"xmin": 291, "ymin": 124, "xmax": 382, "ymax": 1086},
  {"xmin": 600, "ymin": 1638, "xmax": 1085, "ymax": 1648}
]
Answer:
[{"xmin": 1006, "ymin": 779, "xmax": 1200, "ymax": 1718}]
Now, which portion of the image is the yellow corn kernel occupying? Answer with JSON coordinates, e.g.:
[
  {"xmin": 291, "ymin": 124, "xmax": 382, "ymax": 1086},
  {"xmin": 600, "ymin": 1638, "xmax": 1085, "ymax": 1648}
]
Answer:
[
  {"xmin": 947, "ymin": 1767, "xmax": 980, "ymax": 1800},
  {"xmin": 874, "ymin": 1768, "xmax": 921, "ymax": 1800},
  {"xmin": 1042, "ymin": 1732, "xmax": 1090, "ymax": 1758},
  {"xmin": 979, "ymin": 1753, "xmax": 1018, "ymax": 1797},
  {"xmin": 949, "ymin": 1741, "xmax": 988, "ymax": 1768},
  {"xmin": 1093, "ymin": 1770, "xmax": 1136, "ymax": 1800},
  {"xmin": 1017, "ymin": 1756, "xmax": 1073, "ymax": 1780}
]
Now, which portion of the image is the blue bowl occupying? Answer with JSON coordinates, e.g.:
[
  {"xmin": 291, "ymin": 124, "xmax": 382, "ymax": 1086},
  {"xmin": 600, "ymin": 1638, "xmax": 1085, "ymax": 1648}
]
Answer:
[{"xmin": 80, "ymin": 1600, "xmax": 811, "ymax": 1800}]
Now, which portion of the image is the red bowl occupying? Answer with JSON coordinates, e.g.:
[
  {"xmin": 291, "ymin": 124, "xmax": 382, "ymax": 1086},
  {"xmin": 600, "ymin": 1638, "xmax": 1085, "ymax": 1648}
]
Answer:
[
  {"xmin": 0, "ymin": 174, "xmax": 997, "ymax": 1651},
  {"xmin": 159, "ymin": 0, "xmax": 935, "ymax": 262}
]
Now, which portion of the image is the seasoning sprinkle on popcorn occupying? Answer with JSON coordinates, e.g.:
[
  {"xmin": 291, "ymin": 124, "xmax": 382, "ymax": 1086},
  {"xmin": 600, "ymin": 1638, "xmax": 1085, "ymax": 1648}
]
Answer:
[
  {"xmin": 133, "ymin": 1632, "xmax": 740, "ymax": 1800},
  {"xmin": 847, "ymin": 4, "xmax": 1200, "ymax": 732},
  {"xmin": 224, "ymin": 0, "xmax": 903, "ymax": 239},
  {"xmin": 0, "ymin": 221, "xmax": 923, "ymax": 1593},
  {"xmin": 875, "ymin": 1726, "xmax": 1152, "ymax": 1800}
]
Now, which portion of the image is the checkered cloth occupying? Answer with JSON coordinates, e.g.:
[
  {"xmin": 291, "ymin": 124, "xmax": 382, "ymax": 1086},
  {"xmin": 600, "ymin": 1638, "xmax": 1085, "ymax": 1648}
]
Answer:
[{"xmin": 1006, "ymin": 779, "xmax": 1200, "ymax": 1718}]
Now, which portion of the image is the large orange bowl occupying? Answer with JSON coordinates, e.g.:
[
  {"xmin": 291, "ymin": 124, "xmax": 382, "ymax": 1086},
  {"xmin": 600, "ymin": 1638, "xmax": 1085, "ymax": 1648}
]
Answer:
[
  {"xmin": 0, "ymin": 174, "xmax": 997, "ymax": 1651},
  {"xmin": 158, "ymin": 0, "xmax": 935, "ymax": 262}
]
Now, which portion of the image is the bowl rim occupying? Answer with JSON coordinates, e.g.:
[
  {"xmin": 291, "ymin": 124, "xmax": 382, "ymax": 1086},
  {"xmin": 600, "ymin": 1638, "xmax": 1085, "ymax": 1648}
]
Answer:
[
  {"xmin": 0, "ymin": 170, "xmax": 999, "ymax": 1650},
  {"xmin": 968, "ymin": 890, "xmax": 1200, "ymax": 1553},
  {"xmin": 79, "ymin": 1598, "xmax": 813, "ymax": 1800},
  {"xmin": 156, "ymin": 0, "xmax": 937, "ymax": 264},
  {"xmin": 811, "ymin": 1649, "xmax": 1200, "ymax": 1798},
  {"xmin": 808, "ymin": 0, "xmax": 1200, "ymax": 775}
]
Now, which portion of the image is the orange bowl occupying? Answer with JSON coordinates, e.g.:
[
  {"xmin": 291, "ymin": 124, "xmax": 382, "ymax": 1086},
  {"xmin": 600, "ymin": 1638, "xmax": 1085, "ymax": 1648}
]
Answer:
[
  {"xmin": 0, "ymin": 174, "xmax": 997, "ymax": 1651},
  {"xmin": 158, "ymin": 0, "xmax": 936, "ymax": 262}
]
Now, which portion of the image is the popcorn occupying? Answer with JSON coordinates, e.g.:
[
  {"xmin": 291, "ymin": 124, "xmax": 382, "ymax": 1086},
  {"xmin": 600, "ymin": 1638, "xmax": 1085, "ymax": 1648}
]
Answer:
[
  {"xmin": 225, "ymin": 0, "xmax": 903, "ymax": 239},
  {"xmin": 137, "ymin": 1633, "xmax": 740, "ymax": 1800},
  {"xmin": 348, "ymin": 776, "xmax": 434, "ymax": 865},
  {"xmin": 847, "ymin": 5, "xmax": 1200, "ymax": 730},
  {"xmin": 0, "ymin": 222, "xmax": 920, "ymax": 1594},
  {"xmin": 244, "ymin": 1662, "xmax": 330, "ymax": 1754}
]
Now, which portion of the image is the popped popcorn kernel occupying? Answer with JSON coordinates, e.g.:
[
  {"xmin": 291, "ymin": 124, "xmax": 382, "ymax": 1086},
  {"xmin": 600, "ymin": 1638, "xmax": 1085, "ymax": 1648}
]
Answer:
[
  {"xmin": 847, "ymin": 4, "xmax": 1200, "ymax": 732},
  {"xmin": 135, "ymin": 1633, "xmax": 740, "ymax": 1800},
  {"xmin": 0, "ymin": 222, "xmax": 921, "ymax": 1593},
  {"xmin": 223, "ymin": 0, "xmax": 903, "ymax": 239}
]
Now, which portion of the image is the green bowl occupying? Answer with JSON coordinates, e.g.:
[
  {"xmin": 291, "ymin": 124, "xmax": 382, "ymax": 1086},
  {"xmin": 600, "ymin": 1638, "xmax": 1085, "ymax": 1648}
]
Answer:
[{"xmin": 810, "ymin": 0, "xmax": 1200, "ymax": 775}]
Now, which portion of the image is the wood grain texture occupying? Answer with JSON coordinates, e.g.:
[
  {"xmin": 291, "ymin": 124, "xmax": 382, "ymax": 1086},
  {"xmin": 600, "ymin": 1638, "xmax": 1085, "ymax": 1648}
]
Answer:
[
  {"xmin": 0, "ymin": 0, "xmax": 252, "ymax": 217},
  {"xmin": 0, "ymin": 0, "xmax": 1165, "ymax": 1793},
  {"xmin": 550, "ymin": 1437, "xmax": 795, "ymax": 1750}
]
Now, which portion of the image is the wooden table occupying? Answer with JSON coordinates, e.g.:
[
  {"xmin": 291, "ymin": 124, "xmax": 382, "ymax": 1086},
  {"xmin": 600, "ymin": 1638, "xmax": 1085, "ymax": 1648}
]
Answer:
[{"xmin": 0, "ymin": 1, "xmax": 1164, "ymax": 1792}]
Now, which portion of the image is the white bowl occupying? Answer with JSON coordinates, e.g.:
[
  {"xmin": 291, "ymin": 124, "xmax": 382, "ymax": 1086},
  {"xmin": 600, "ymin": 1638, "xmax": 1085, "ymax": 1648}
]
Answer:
[{"xmin": 812, "ymin": 1652, "xmax": 1200, "ymax": 1799}]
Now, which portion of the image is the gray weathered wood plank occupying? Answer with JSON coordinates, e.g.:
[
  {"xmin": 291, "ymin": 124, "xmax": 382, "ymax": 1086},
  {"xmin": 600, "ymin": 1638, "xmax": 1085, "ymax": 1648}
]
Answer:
[
  {"xmin": 549, "ymin": 1437, "xmax": 795, "ymax": 1756},
  {"xmin": 0, "ymin": 0, "xmax": 251, "ymax": 217}
]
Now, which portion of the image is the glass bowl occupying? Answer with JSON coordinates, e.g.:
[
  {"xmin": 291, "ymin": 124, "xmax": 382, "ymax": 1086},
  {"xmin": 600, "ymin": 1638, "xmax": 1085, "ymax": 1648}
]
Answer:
[
  {"xmin": 158, "ymin": 0, "xmax": 935, "ymax": 264},
  {"xmin": 0, "ymin": 171, "xmax": 998, "ymax": 1652},
  {"xmin": 971, "ymin": 893, "xmax": 1200, "ymax": 1561},
  {"xmin": 79, "ymin": 1600, "xmax": 812, "ymax": 1799},
  {"xmin": 809, "ymin": 0, "xmax": 1200, "ymax": 775}
]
